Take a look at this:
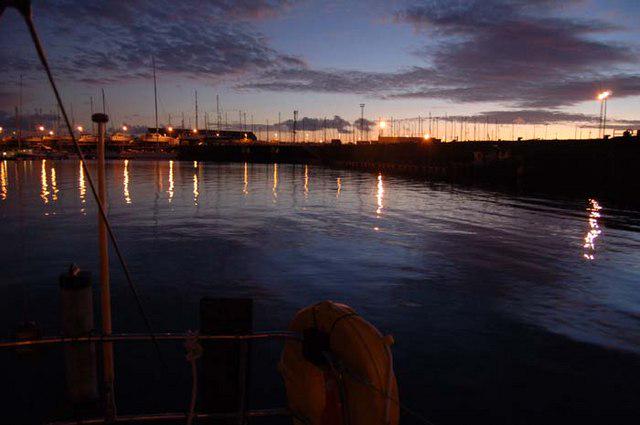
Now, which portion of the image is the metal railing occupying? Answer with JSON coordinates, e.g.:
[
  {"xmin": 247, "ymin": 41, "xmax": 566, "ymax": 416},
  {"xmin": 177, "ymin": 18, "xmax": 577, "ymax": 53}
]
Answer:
[{"xmin": 0, "ymin": 331, "xmax": 305, "ymax": 425}]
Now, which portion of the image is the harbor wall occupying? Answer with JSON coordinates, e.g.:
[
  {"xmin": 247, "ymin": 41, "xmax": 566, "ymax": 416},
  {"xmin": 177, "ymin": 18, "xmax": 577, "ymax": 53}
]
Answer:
[{"xmin": 178, "ymin": 140, "xmax": 640, "ymax": 205}]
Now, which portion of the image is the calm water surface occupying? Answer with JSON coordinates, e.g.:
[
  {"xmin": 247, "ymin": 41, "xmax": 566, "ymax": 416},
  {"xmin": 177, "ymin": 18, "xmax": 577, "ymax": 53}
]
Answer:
[{"xmin": 1, "ymin": 159, "xmax": 639, "ymax": 424}]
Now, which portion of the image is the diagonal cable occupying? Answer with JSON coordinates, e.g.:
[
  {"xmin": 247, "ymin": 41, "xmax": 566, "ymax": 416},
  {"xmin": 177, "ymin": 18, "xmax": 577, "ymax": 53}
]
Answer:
[{"xmin": 8, "ymin": 0, "xmax": 165, "ymax": 366}]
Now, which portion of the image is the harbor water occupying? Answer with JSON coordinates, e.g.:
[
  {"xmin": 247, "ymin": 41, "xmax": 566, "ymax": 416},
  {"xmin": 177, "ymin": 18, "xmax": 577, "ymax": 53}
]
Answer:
[{"xmin": 0, "ymin": 159, "xmax": 639, "ymax": 424}]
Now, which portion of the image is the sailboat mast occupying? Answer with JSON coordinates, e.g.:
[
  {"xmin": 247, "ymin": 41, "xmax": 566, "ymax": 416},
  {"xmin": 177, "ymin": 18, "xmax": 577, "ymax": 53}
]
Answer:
[
  {"xmin": 216, "ymin": 94, "xmax": 220, "ymax": 131},
  {"xmin": 90, "ymin": 96, "xmax": 95, "ymax": 134},
  {"xmin": 194, "ymin": 90, "xmax": 198, "ymax": 131},
  {"xmin": 153, "ymin": 57, "xmax": 158, "ymax": 134},
  {"xmin": 18, "ymin": 74, "xmax": 22, "ymax": 149}
]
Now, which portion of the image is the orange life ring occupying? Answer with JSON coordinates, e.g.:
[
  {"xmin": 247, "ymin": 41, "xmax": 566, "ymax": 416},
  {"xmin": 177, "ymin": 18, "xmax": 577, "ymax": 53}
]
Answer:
[{"xmin": 280, "ymin": 301, "xmax": 399, "ymax": 425}]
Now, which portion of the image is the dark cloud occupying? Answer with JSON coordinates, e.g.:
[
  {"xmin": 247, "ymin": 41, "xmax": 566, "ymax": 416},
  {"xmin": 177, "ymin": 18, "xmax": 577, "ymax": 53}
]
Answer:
[
  {"xmin": 277, "ymin": 115, "xmax": 353, "ymax": 132},
  {"xmin": 353, "ymin": 118, "xmax": 375, "ymax": 132},
  {"xmin": 0, "ymin": 109, "xmax": 59, "ymax": 131},
  {"xmin": 0, "ymin": 0, "xmax": 302, "ymax": 85},
  {"xmin": 123, "ymin": 124, "xmax": 150, "ymax": 135},
  {"xmin": 242, "ymin": 67, "xmax": 437, "ymax": 93},
  {"xmin": 242, "ymin": 0, "xmax": 639, "ymax": 108},
  {"xmin": 462, "ymin": 110, "xmax": 598, "ymax": 125}
]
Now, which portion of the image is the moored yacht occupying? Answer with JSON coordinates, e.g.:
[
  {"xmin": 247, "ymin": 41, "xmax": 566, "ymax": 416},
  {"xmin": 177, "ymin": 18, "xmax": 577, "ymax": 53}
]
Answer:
[
  {"xmin": 109, "ymin": 132, "xmax": 134, "ymax": 144},
  {"xmin": 78, "ymin": 133, "xmax": 97, "ymax": 144},
  {"xmin": 139, "ymin": 132, "xmax": 179, "ymax": 145}
]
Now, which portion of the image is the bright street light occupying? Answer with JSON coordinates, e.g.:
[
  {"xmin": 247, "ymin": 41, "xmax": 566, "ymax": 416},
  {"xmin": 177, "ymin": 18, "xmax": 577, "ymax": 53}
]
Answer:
[
  {"xmin": 38, "ymin": 125, "xmax": 45, "ymax": 131},
  {"xmin": 122, "ymin": 125, "xmax": 128, "ymax": 132},
  {"xmin": 48, "ymin": 131, "xmax": 54, "ymax": 136},
  {"xmin": 167, "ymin": 126, "xmax": 173, "ymax": 132},
  {"xmin": 597, "ymin": 90, "xmax": 612, "ymax": 138},
  {"xmin": 76, "ymin": 126, "xmax": 83, "ymax": 132},
  {"xmin": 379, "ymin": 121, "xmax": 386, "ymax": 129}
]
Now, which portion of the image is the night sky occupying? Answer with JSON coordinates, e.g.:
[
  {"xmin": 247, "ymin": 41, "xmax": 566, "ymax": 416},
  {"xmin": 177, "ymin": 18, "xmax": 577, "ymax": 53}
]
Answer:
[{"xmin": 1, "ymin": 0, "xmax": 639, "ymax": 137}]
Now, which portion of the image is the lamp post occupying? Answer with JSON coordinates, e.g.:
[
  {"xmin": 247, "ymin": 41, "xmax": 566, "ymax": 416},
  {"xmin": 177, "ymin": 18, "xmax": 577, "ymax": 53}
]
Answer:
[{"xmin": 597, "ymin": 91, "xmax": 611, "ymax": 139}]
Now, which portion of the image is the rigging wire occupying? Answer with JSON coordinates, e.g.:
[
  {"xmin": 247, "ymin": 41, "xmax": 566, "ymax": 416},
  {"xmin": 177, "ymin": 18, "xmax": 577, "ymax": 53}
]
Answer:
[{"xmin": 8, "ymin": 0, "xmax": 165, "ymax": 366}]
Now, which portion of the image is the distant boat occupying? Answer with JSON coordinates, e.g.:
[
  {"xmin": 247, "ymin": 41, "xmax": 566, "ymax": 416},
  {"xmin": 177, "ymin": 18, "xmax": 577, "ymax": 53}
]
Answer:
[
  {"xmin": 139, "ymin": 133, "xmax": 179, "ymax": 145},
  {"xmin": 78, "ymin": 134, "xmax": 97, "ymax": 144},
  {"xmin": 109, "ymin": 132, "xmax": 133, "ymax": 144}
]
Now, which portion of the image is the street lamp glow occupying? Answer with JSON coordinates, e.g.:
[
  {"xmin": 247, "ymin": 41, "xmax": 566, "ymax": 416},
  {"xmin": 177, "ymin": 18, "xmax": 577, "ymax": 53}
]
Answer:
[
  {"xmin": 0, "ymin": 126, "xmax": 3, "ymax": 133},
  {"xmin": 76, "ymin": 126, "xmax": 83, "ymax": 132},
  {"xmin": 423, "ymin": 133, "xmax": 431, "ymax": 140},
  {"xmin": 379, "ymin": 121, "xmax": 386, "ymax": 129},
  {"xmin": 597, "ymin": 91, "xmax": 611, "ymax": 100},
  {"xmin": 192, "ymin": 128, "xmax": 198, "ymax": 133},
  {"xmin": 38, "ymin": 125, "xmax": 45, "ymax": 131},
  {"xmin": 122, "ymin": 125, "xmax": 128, "ymax": 132},
  {"xmin": 167, "ymin": 126, "xmax": 173, "ymax": 132},
  {"xmin": 48, "ymin": 131, "xmax": 54, "ymax": 136}
]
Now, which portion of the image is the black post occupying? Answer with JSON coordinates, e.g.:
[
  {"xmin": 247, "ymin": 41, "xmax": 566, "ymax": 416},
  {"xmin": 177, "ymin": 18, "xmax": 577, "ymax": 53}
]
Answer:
[
  {"xmin": 59, "ymin": 266, "xmax": 98, "ymax": 404},
  {"xmin": 200, "ymin": 298, "xmax": 253, "ymax": 424}
]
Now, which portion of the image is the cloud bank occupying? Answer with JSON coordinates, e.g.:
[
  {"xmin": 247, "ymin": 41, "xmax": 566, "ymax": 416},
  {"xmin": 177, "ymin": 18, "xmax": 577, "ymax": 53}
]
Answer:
[{"xmin": 242, "ymin": 0, "xmax": 640, "ymax": 108}]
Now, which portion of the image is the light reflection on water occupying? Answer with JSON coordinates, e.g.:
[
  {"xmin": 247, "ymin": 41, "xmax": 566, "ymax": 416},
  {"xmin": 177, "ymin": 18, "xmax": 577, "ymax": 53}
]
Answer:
[
  {"xmin": 193, "ymin": 170, "xmax": 199, "ymax": 206},
  {"xmin": 583, "ymin": 198, "xmax": 602, "ymax": 260},
  {"xmin": 79, "ymin": 161, "xmax": 86, "ymax": 214},
  {"xmin": 0, "ymin": 160, "xmax": 7, "ymax": 200},
  {"xmin": 376, "ymin": 173, "xmax": 384, "ymax": 216},
  {"xmin": 167, "ymin": 160, "xmax": 174, "ymax": 203},
  {"xmin": 123, "ymin": 159, "xmax": 132, "ymax": 204},
  {"xmin": 243, "ymin": 162, "xmax": 248, "ymax": 195},
  {"xmin": 273, "ymin": 163, "xmax": 278, "ymax": 200},
  {"xmin": 50, "ymin": 165, "xmax": 58, "ymax": 202},
  {"xmin": 40, "ymin": 159, "xmax": 49, "ymax": 204}
]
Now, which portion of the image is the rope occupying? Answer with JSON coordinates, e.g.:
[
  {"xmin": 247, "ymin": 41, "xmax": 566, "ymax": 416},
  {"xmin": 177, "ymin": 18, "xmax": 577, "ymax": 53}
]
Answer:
[
  {"xmin": 12, "ymin": 0, "xmax": 165, "ymax": 367},
  {"xmin": 184, "ymin": 332, "xmax": 203, "ymax": 425},
  {"xmin": 340, "ymin": 363, "xmax": 437, "ymax": 425},
  {"xmin": 316, "ymin": 306, "xmax": 436, "ymax": 425},
  {"xmin": 322, "ymin": 352, "xmax": 351, "ymax": 425}
]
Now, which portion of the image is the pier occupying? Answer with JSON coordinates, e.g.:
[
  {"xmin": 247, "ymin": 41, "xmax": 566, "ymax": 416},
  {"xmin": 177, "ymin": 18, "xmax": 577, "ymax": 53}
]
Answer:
[{"xmin": 177, "ymin": 138, "xmax": 640, "ymax": 206}]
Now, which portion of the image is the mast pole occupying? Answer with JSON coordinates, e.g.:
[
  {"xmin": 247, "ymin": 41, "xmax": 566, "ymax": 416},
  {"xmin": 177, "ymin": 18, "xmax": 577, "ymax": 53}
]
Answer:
[
  {"xmin": 153, "ymin": 57, "xmax": 158, "ymax": 134},
  {"xmin": 216, "ymin": 94, "xmax": 220, "ymax": 131},
  {"xmin": 194, "ymin": 90, "xmax": 198, "ymax": 131},
  {"xmin": 18, "ymin": 74, "xmax": 23, "ymax": 149},
  {"xmin": 93, "ymin": 112, "xmax": 116, "ymax": 422},
  {"xmin": 90, "ymin": 96, "xmax": 95, "ymax": 134}
]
